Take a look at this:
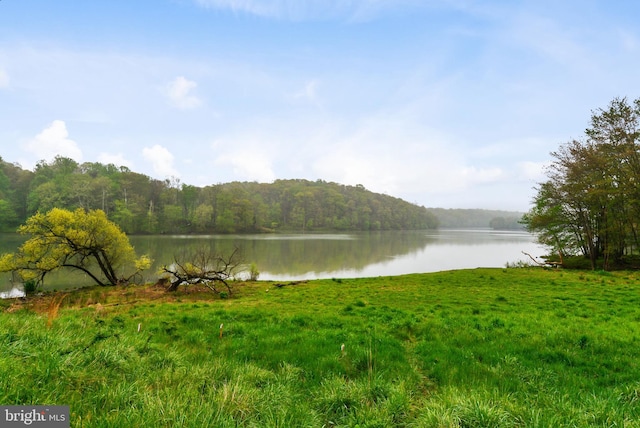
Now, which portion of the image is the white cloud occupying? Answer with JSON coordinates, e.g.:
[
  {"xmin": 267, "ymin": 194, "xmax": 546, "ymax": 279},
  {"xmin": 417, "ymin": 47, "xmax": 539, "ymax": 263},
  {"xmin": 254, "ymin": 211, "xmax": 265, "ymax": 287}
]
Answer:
[
  {"xmin": 142, "ymin": 145, "xmax": 180, "ymax": 178},
  {"xmin": 193, "ymin": 0, "xmax": 423, "ymax": 21},
  {"xmin": 293, "ymin": 80, "xmax": 319, "ymax": 103},
  {"xmin": 312, "ymin": 142, "xmax": 505, "ymax": 199},
  {"xmin": 460, "ymin": 166, "xmax": 505, "ymax": 184},
  {"xmin": 97, "ymin": 152, "xmax": 134, "ymax": 169},
  {"xmin": 213, "ymin": 143, "xmax": 276, "ymax": 182},
  {"xmin": 517, "ymin": 161, "xmax": 548, "ymax": 181},
  {"xmin": 24, "ymin": 120, "xmax": 83, "ymax": 162},
  {"xmin": 506, "ymin": 12, "xmax": 590, "ymax": 68},
  {"xmin": 195, "ymin": 0, "xmax": 276, "ymax": 17},
  {"xmin": 311, "ymin": 127, "xmax": 457, "ymax": 197},
  {"xmin": 0, "ymin": 69, "xmax": 9, "ymax": 88},
  {"xmin": 165, "ymin": 76, "xmax": 202, "ymax": 109}
]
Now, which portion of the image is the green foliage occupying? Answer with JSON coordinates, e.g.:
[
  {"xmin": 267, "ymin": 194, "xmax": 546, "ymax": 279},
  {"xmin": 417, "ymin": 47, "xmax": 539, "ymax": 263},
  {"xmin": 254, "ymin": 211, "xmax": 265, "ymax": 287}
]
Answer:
[
  {"xmin": 22, "ymin": 279, "xmax": 37, "ymax": 295},
  {"xmin": 248, "ymin": 262, "xmax": 260, "ymax": 281},
  {"xmin": 0, "ymin": 158, "xmax": 439, "ymax": 234},
  {"xmin": 0, "ymin": 157, "xmax": 30, "ymax": 231},
  {"xmin": 523, "ymin": 97, "xmax": 640, "ymax": 269},
  {"xmin": 0, "ymin": 199, "xmax": 19, "ymax": 232},
  {"xmin": 2, "ymin": 269, "xmax": 640, "ymax": 425},
  {"xmin": 0, "ymin": 208, "xmax": 150, "ymax": 287}
]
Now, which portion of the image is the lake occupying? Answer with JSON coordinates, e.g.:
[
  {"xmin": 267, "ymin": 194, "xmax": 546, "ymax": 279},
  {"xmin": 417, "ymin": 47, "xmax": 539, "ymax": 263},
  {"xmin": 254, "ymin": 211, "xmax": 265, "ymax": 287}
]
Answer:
[{"xmin": 0, "ymin": 229, "xmax": 546, "ymax": 297}]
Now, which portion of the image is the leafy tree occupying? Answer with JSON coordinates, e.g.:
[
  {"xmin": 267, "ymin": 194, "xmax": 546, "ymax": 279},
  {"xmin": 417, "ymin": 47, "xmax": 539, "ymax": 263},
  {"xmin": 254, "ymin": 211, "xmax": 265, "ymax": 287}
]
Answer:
[
  {"xmin": 192, "ymin": 203, "xmax": 214, "ymax": 232},
  {"xmin": 523, "ymin": 97, "xmax": 640, "ymax": 269},
  {"xmin": 0, "ymin": 199, "xmax": 19, "ymax": 231},
  {"xmin": 0, "ymin": 208, "xmax": 151, "ymax": 288},
  {"xmin": 521, "ymin": 181, "xmax": 577, "ymax": 262},
  {"xmin": 112, "ymin": 200, "xmax": 136, "ymax": 233},
  {"xmin": 0, "ymin": 161, "xmax": 20, "ymax": 231},
  {"xmin": 0, "ymin": 158, "xmax": 33, "ymax": 223},
  {"xmin": 27, "ymin": 157, "xmax": 81, "ymax": 214},
  {"xmin": 180, "ymin": 184, "xmax": 200, "ymax": 224},
  {"xmin": 162, "ymin": 204, "xmax": 185, "ymax": 233}
]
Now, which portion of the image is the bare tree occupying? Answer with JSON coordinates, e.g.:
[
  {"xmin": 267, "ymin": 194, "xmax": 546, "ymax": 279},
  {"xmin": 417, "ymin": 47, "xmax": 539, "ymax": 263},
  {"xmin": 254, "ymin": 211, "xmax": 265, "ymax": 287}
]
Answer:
[{"xmin": 159, "ymin": 246, "xmax": 244, "ymax": 293}]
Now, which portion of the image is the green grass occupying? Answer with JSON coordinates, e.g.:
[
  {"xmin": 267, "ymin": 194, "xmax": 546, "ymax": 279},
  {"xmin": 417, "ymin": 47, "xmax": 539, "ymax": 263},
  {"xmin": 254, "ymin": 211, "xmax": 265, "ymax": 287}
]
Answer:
[{"xmin": 2, "ymin": 268, "xmax": 640, "ymax": 427}]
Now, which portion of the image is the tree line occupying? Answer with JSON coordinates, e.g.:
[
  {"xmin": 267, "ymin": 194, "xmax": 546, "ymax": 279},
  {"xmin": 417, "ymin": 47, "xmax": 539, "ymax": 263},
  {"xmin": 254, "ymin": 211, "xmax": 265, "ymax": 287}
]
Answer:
[
  {"xmin": 0, "ymin": 157, "xmax": 438, "ymax": 234},
  {"xmin": 523, "ymin": 97, "xmax": 640, "ymax": 270},
  {"xmin": 429, "ymin": 208, "xmax": 525, "ymax": 230}
]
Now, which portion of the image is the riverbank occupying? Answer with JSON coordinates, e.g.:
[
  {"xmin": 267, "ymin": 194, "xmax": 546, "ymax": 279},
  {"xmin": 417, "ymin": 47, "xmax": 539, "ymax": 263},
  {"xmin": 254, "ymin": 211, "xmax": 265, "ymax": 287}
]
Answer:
[{"xmin": 1, "ymin": 268, "xmax": 639, "ymax": 426}]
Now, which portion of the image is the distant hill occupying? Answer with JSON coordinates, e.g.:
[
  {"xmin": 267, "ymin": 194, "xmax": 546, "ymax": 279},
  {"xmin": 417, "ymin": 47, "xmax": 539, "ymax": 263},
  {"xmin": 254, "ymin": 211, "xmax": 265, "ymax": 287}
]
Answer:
[
  {"xmin": 427, "ymin": 208, "xmax": 525, "ymax": 230},
  {"xmin": 0, "ymin": 156, "xmax": 438, "ymax": 234}
]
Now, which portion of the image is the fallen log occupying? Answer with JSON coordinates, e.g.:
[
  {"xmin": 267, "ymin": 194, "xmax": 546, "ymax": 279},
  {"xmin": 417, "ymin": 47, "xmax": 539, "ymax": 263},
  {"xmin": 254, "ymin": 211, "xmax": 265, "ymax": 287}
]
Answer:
[{"xmin": 274, "ymin": 280, "xmax": 308, "ymax": 288}]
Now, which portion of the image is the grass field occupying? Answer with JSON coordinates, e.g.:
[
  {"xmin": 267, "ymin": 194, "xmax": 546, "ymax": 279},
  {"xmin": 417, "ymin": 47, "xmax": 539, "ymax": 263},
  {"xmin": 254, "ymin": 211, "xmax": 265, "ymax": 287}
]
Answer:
[{"xmin": 2, "ymin": 267, "xmax": 640, "ymax": 427}]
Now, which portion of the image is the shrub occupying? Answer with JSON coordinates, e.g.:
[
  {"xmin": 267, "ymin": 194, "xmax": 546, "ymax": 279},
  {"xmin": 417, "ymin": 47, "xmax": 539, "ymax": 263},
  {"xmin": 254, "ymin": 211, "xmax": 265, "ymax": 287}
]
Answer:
[
  {"xmin": 23, "ymin": 279, "xmax": 37, "ymax": 295},
  {"xmin": 249, "ymin": 263, "xmax": 260, "ymax": 281}
]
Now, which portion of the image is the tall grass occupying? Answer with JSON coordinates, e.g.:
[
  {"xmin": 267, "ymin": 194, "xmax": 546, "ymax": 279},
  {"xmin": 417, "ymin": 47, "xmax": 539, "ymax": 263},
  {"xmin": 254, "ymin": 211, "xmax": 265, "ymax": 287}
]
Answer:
[{"xmin": 2, "ymin": 268, "xmax": 640, "ymax": 426}]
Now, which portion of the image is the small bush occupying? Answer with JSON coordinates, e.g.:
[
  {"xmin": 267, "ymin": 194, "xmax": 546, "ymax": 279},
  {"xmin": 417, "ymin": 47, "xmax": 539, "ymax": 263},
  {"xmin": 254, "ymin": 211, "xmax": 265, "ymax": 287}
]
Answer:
[
  {"xmin": 23, "ymin": 280, "xmax": 37, "ymax": 295},
  {"xmin": 249, "ymin": 263, "xmax": 260, "ymax": 281}
]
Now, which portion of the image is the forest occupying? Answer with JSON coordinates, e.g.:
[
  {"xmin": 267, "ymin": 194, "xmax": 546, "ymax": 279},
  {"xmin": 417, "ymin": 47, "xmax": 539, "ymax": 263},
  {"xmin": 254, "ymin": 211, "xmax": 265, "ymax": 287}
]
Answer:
[{"xmin": 0, "ymin": 156, "xmax": 439, "ymax": 234}]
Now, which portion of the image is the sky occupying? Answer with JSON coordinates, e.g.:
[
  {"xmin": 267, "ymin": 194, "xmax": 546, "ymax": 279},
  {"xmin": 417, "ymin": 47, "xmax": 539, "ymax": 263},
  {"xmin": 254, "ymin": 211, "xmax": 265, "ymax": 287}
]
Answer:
[{"xmin": 0, "ymin": 1, "xmax": 639, "ymax": 212}]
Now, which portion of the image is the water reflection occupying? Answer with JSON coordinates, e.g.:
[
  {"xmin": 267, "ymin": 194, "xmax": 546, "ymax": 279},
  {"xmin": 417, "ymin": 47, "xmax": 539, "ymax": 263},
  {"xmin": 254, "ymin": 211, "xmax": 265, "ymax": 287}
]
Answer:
[
  {"xmin": 129, "ymin": 231, "xmax": 439, "ymax": 279},
  {"xmin": 129, "ymin": 229, "xmax": 543, "ymax": 281},
  {"xmin": 0, "ymin": 285, "xmax": 25, "ymax": 299},
  {"xmin": 0, "ymin": 229, "xmax": 545, "ymax": 292}
]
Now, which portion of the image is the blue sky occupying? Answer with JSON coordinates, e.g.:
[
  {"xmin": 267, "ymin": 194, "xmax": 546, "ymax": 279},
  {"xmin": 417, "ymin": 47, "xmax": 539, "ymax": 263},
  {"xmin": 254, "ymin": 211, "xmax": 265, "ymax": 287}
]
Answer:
[{"xmin": 1, "ymin": 0, "xmax": 638, "ymax": 211}]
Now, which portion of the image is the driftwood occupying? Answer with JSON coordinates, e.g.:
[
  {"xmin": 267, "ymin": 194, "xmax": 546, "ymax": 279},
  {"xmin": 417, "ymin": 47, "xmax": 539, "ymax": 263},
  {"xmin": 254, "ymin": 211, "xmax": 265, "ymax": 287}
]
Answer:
[
  {"xmin": 161, "ymin": 247, "xmax": 242, "ymax": 293},
  {"xmin": 273, "ymin": 280, "xmax": 308, "ymax": 288},
  {"xmin": 522, "ymin": 251, "xmax": 563, "ymax": 268}
]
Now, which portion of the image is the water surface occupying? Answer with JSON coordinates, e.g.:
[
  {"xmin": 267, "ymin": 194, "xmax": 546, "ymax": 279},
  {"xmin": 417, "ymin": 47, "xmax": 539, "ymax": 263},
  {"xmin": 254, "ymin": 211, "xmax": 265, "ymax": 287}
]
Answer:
[{"xmin": 0, "ymin": 229, "xmax": 545, "ymax": 295}]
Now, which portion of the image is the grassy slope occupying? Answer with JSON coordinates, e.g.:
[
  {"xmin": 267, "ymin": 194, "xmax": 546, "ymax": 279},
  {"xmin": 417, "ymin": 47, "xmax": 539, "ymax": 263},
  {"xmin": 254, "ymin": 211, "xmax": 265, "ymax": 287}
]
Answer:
[{"xmin": 2, "ymin": 268, "xmax": 640, "ymax": 427}]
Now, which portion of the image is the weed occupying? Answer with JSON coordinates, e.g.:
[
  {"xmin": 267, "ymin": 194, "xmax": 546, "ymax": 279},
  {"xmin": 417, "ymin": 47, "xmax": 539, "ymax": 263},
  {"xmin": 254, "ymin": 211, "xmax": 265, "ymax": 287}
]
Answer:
[
  {"xmin": 577, "ymin": 335, "xmax": 589, "ymax": 349},
  {"xmin": 46, "ymin": 293, "xmax": 66, "ymax": 328}
]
